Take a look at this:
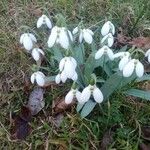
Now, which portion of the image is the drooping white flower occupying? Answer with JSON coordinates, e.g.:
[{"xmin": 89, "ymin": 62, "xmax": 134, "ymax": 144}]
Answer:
[
  {"xmin": 47, "ymin": 26, "xmax": 73, "ymax": 49},
  {"xmin": 56, "ymin": 56, "xmax": 78, "ymax": 84},
  {"xmin": 114, "ymin": 52, "xmax": 131, "ymax": 71},
  {"xmin": 20, "ymin": 33, "xmax": 37, "ymax": 51},
  {"xmin": 37, "ymin": 15, "xmax": 52, "ymax": 29},
  {"xmin": 31, "ymin": 48, "xmax": 44, "ymax": 61},
  {"xmin": 79, "ymin": 85, "xmax": 103, "ymax": 104},
  {"xmin": 59, "ymin": 56, "xmax": 77, "ymax": 78},
  {"xmin": 101, "ymin": 21, "xmax": 115, "ymax": 36},
  {"xmin": 73, "ymin": 27, "xmax": 94, "ymax": 44},
  {"xmin": 30, "ymin": 71, "xmax": 46, "ymax": 86},
  {"xmin": 145, "ymin": 49, "xmax": 150, "ymax": 63},
  {"xmin": 65, "ymin": 89, "xmax": 81, "ymax": 104},
  {"xmin": 95, "ymin": 45, "xmax": 114, "ymax": 60},
  {"xmin": 123, "ymin": 59, "xmax": 144, "ymax": 78},
  {"xmin": 101, "ymin": 33, "xmax": 114, "ymax": 47}
]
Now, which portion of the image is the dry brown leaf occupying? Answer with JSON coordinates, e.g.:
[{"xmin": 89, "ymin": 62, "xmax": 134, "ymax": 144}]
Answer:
[
  {"xmin": 53, "ymin": 97, "xmax": 75, "ymax": 114},
  {"xmin": 139, "ymin": 143, "xmax": 150, "ymax": 150},
  {"xmin": 11, "ymin": 106, "xmax": 32, "ymax": 140},
  {"xmin": 128, "ymin": 37, "xmax": 150, "ymax": 50},
  {"xmin": 141, "ymin": 126, "xmax": 150, "ymax": 141},
  {"xmin": 100, "ymin": 125, "xmax": 119, "ymax": 150},
  {"xmin": 27, "ymin": 87, "xmax": 45, "ymax": 115},
  {"xmin": 49, "ymin": 113, "xmax": 64, "ymax": 128}
]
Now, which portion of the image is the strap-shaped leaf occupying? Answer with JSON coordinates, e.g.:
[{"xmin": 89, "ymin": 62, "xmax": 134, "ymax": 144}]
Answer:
[
  {"xmin": 84, "ymin": 53, "xmax": 111, "ymax": 79},
  {"xmin": 124, "ymin": 89, "xmax": 150, "ymax": 100},
  {"xmin": 136, "ymin": 74, "xmax": 150, "ymax": 82},
  {"xmin": 74, "ymin": 45, "xmax": 84, "ymax": 65},
  {"xmin": 76, "ymin": 103, "xmax": 85, "ymax": 112},
  {"xmin": 80, "ymin": 100, "xmax": 96, "ymax": 118},
  {"xmin": 101, "ymin": 72, "xmax": 136, "ymax": 100}
]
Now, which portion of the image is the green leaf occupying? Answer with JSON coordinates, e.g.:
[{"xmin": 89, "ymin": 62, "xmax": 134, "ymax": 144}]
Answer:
[
  {"xmin": 124, "ymin": 89, "xmax": 150, "ymax": 100},
  {"xmin": 84, "ymin": 53, "xmax": 111, "ymax": 79},
  {"xmin": 76, "ymin": 103, "xmax": 85, "ymax": 112},
  {"xmin": 46, "ymin": 76, "xmax": 56, "ymax": 82},
  {"xmin": 52, "ymin": 47, "xmax": 63, "ymax": 62},
  {"xmin": 101, "ymin": 72, "xmax": 136, "ymax": 100},
  {"xmin": 80, "ymin": 100, "xmax": 96, "ymax": 118},
  {"xmin": 136, "ymin": 74, "xmax": 150, "ymax": 82},
  {"xmin": 74, "ymin": 45, "xmax": 84, "ymax": 65}
]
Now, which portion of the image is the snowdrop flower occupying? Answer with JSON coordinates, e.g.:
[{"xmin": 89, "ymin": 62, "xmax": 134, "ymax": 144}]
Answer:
[
  {"xmin": 30, "ymin": 71, "xmax": 46, "ymax": 86},
  {"xmin": 101, "ymin": 21, "xmax": 115, "ymax": 36},
  {"xmin": 73, "ymin": 27, "xmax": 94, "ymax": 44},
  {"xmin": 95, "ymin": 45, "xmax": 114, "ymax": 60},
  {"xmin": 114, "ymin": 52, "xmax": 131, "ymax": 71},
  {"xmin": 31, "ymin": 48, "xmax": 44, "ymax": 61},
  {"xmin": 145, "ymin": 49, "xmax": 150, "ymax": 63},
  {"xmin": 123, "ymin": 59, "xmax": 144, "ymax": 78},
  {"xmin": 37, "ymin": 15, "xmax": 52, "ymax": 29},
  {"xmin": 55, "ymin": 57, "xmax": 78, "ymax": 84},
  {"xmin": 20, "ymin": 33, "xmax": 37, "ymax": 51},
  {"xmin": 59, "ymin": 56, "xmax": 77, "ymax": 78},
  {"xmin": 65, "ymin": 88, "xmax": 81, "ymax": 104},
  {"xmin": 47, "ymin": 26, "xmax": 73, "ymax": 49},
  {"xmin": 101, "ymin": 33, "xmax": 114, "ymax": 47},
  {"xmin": 80, "ymin": 85, "xmax": 103, "ymax": 104}
]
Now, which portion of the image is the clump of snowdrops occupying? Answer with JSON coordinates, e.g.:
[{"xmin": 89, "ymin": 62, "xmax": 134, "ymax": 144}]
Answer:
[{"xmin": 20, "ymin": 14, "xmax": 150, "ymax": 117}]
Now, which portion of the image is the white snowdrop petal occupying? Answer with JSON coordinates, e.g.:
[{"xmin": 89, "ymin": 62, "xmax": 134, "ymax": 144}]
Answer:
[
  {"xmin": 29, "ymin": 34, "xmax": 37, "ymax": 42},
  {"xmin": 60, "ymin": 71, "xmax": 67, "ymax": 83},
  {"xmin": 30, "ymin": 73, "xmax": 35, "ymax": 84},
  {"xmin": 136, "ymin": 61, "xmax": 144, "ymax": 78},
  {"xmin": 68, "ymin": 30, "xmax": 73, "ymax": 41},
  {"xmin": 76, "ymin": 91, "xmax": 81, "ymax": 102},
  {"xmin": 37, "ymin": 16, "xmax": 43, "ymax": 28},
  {"xmin": 145, "ymin": 49, "xmax": 150, "ymax": 57},
  {"xmin": 70, "ymin": 57, "xmax": 77, "ymax": 68},
  {"xmin": 71, "ymin": 72, "xmax": 78, "ymax": 81},
  {"xmin": 36, "ymin": 74, "xmax": 45, "ymax": 86},
  {"xmin": 148, "ymin": 55, "xmax": 150, "ymax": 63},
  {"xmin": 119, "ymin": 56, "xmax": 129, "ymax": 71},
  {"xmin": 20, "ymin": 34, "xmax": 25, "ymax": 44},
  {"xmin": 64, "ymin": 59, "xmax": 76, "ymax": 78},
  {"xmin": 23, "ymin": 35, "xmax": 33, "ymax": 51},
  {"xmin": 101, "ymin": 34, "xmax": 108, "ymax": 44},
  {"xmin": 65, "ymin": 90, "xmax": 74, "ymax": 104},
  {"xmin": 83, "ymin": 30, "xmax": 93, "ymax": 44},
  {"xmin": 72, "ymin": 27, "xmax": 79, "ymax": 34},
  {"xmin": 107, "ymin": 34, "xmax": 114, "ymax": 47},
  {"xmin": 45, "ymin": 17, "xmax": 52, "ymax": 29},
  {"xmin": 59, "ymin": 29, "xmax": 69, "ymax": 49},
  {"xmin": 123, "ymin": 61, "xmax": 135, "ymax": 77},
  {"xmin": 79, "ymin": 86, "xmax": 91, "ymax": 103},
  {"xmin": 110, "ymin": 23, "xmax": 115, "ymax": 35},
  {"xmin": 38, "ymin": 48, "xmax": 45, "ymax": 56},
  {"xmin": 113, "ymin": 52, "xmax": 125, "ymax": 58},
  {"xmin": 101, "ymin": 21, "xmax": 110, "ymax": 36},
  {"xmin": 55, "ymin": 74, "xmax": 61, "ymax": 84},
  {"xmin": 31, "ymin": 48, "xmax": 40, "ymax": 61},
  {"xmin": 79, "ymin": 32, "xmax": 83, "ymax": 43},
  {"xmin": 47, "ymin": 26, "xmax": 58, "ymax": 47},
  {"xmin": 95, "ymin": 48, "xmax": 104, "ymax": 60},
  {"xmin": 59, "ymin": 57, "xmax": 66, "ymax": 71},
  {"xmin": 86, "ymin": 29, "xmax": 94, "ymax": 35},
  {"xmin": 107, "ymin": 49, "xmax": 114, "ymax": 60},
  {"xmin": 93, "ymin": 87, "xmax": 103, "ymax": 103}
]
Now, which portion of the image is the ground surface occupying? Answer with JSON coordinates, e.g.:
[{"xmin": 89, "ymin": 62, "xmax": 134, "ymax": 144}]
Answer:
[{"xmin": 0, "ymin": 0, "xmax": 150, "ymax": 149}]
